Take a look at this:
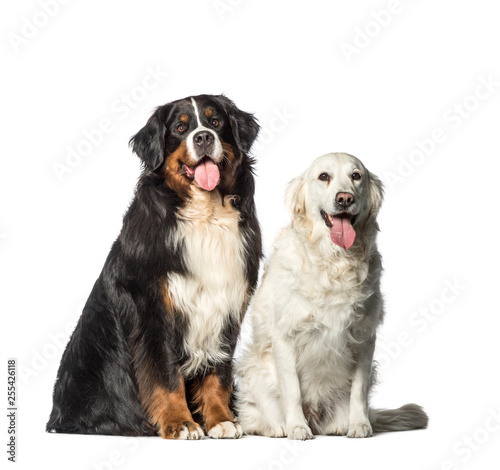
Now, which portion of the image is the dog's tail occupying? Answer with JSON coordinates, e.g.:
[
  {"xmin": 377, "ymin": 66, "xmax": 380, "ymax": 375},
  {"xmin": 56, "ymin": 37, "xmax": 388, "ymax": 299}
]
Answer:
[{"xmin": 369, "ymin": 404, "xmax": 428, "ymax": 432}]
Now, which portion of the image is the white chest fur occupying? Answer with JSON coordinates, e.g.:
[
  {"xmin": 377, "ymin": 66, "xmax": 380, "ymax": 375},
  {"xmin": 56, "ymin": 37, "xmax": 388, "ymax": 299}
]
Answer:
[
  {"xmin": 168, "ymin": 189, "xmax": 248, "ymax": 376},
  {"xmin": 268, "ymin": 230, "xmax": 374, "ymax": 397}
]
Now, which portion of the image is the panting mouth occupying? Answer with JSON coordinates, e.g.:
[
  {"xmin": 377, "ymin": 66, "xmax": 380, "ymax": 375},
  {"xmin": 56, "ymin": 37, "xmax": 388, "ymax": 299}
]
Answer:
[
  {"xmin": 182, "ymin": 156, "xmax": 220, "ymax": 191},
  {"xmin": 320, "ymin": 210, "xmax": 357, "ymax": 250}
]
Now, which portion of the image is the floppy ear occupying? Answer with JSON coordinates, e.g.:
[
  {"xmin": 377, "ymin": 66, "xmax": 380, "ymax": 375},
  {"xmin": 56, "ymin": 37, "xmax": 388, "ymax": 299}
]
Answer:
[
  {"xmin": 215, "ymin": 95, "xmax": 260, "ymax": 154},
  {"xmin": 285, "ymin": 173, "xmax": 307, "ymax": 219},
  {"xmin": 368, "ymin": 171, "xmax": 384, "ymax": 218},
  {"xmin": 129, "ymin": 107, "xmax": 165, "ymax": 170}
]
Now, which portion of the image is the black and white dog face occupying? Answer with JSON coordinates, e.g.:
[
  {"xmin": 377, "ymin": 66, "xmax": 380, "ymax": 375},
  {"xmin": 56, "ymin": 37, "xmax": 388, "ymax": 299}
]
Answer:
[
  {"xmin": 286, "ymin": 153, "xmax": 384, "ymax": 250},
  {"xmin": 129, "ymin": 94, "xmax": 259, "ymax": 196}
]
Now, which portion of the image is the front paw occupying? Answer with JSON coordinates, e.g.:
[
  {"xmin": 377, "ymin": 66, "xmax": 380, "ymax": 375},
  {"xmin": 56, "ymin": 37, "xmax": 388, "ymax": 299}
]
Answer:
[
  {"xmin": 347, "ymin": 421, "xmax": 373, "ymax": 438},
  {"xmin": 287, "ymin": 424, "xmax": 314, "ymax": 440},
  {"xmin": 326, "ymin": 422, "xmax": 349, "ymax": 436},
  {"xmin": 208, "ymin": 421, "xmax": 243, "ymax": 439},
  {"xmin": 262, "ymin": 425, "xmax": 286, "ymax": 438},
  {"xmin": 161, "ymin": 421, "xmax": 204, "ymax": 440}
]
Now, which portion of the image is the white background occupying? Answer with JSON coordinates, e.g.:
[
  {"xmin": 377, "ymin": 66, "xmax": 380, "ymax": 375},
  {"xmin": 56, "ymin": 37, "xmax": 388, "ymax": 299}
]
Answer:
[{"xmin": 1, "ymin": 1, "xmax": 500, "ymax": 469}]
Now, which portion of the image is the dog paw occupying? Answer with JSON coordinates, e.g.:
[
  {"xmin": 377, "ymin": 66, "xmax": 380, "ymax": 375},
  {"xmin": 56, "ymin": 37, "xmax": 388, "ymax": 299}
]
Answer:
[
  {"xmin": 161, "ymin": 421, "xmax": 204, "ymax": 440},
  {"xmin": 347, "ymin": 422, "xmax": 373, "ymax": 438},
  {"xmin": 287, "ymin": 424, "xmax": 314, "ymax": 440},
  {"xmin": 208, "ymin": 421, "xmax": 243, "ymax": 439},
  {"xmin": 326, "ymin": 424, "xmax": 348, "ymax": 436},
  {"xmin": 262, "ymin": 425, "xmax": 286, "ymax": 438}
]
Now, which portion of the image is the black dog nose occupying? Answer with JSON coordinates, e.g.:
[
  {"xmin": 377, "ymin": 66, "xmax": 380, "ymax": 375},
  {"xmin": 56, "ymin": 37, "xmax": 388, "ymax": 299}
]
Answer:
[
  {"xmin": 193, "ymin": 131, "xmax": 214, "ymax": 147},
  {"xmin": 336, "ymin": 192, "xmax": 355, "ymax": 207}
]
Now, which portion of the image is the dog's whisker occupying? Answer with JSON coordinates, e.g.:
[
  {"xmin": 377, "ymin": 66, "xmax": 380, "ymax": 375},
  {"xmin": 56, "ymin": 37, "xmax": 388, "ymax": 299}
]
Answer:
[{"xmin": 223, "ymin": 153, "xmax": 236, "ymax": 169}]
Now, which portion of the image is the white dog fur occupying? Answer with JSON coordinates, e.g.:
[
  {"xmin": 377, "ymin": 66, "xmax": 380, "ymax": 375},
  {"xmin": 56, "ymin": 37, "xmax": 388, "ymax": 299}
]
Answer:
[{"xmin": 235, "ymin": 153, "xmax": 428, "ymax": 439}]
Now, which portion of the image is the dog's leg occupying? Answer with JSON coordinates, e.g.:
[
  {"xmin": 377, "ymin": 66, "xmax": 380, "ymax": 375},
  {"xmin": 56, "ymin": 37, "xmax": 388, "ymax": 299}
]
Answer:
[
  {"xmin": 132, "ymin": 299, "xmax": 203, "ymax": 439},
  {"xmin": 323, "ymin": 397, "xmax": 350, "ymax": 436},
  {"xmin": 239, "ymin": 402, "xmax": 286, "ymax": 438},
  {"xmin": 195, "ymin": 371, "xmax": 242, "ymax": 439},
  {"xmin": 236, "ymin": 352, "xmax": 287, "ymax": 437},
  {"xmin": 142, "ymin": 372, "xmax": 204, "ymax": 440},
  {"xmin": 347, "ymin": 336, "xmax": 375, "ymax": 438},
  {"xmin": 273, "ymin": 334, "xmax": 313, "ymax": 440}
]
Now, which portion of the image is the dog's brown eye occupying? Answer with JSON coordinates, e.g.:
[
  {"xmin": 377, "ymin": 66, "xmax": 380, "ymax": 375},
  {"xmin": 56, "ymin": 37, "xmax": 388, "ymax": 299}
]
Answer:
[
  {"xmin": 318, "ymin": 173, "xmax": 330, "ymax": 182},
  {"xmin": 177, "ymin": 124, "xmax": 186, "ymax": 133},
  {"xmin": 211, "ymin": 119, "xmax": 219, "ymax": 127},
  {"xmin": 352, "ymin": 172, "xmax": 361, "ymax": 180}
]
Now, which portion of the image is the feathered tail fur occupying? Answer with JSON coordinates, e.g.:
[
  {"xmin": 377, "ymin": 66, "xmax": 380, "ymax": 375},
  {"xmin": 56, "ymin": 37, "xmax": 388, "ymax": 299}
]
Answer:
[{"xmin": 369, "ymin": 403, "xmax": 428, "ymax": 432}]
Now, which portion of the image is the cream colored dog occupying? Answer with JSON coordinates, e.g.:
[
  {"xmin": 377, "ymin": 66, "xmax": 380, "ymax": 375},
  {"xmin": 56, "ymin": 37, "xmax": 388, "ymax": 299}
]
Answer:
[{"xmin": 235, "ymin": 153, "xmax": 428, "ymax": 439}]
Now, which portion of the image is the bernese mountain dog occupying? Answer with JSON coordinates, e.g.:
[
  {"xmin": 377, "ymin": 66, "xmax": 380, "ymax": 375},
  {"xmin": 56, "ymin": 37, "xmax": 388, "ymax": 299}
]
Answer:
[{"xmin": 46, "ymin": 94, "xmax": 262, "ymax": 439}]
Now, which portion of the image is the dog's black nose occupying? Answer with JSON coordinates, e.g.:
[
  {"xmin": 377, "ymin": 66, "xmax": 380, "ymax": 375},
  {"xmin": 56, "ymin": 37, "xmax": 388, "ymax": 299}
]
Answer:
[
  {"xmin": 193, "ymin": 130, "xmax": 214, "ymax": 156},
  {"xmin": 193, "ymin": 131, "xmax": 214, "ymax": 147},
  {"xmin": 336, "ymin": 192, "xmax": 355, "ymax": 207}
]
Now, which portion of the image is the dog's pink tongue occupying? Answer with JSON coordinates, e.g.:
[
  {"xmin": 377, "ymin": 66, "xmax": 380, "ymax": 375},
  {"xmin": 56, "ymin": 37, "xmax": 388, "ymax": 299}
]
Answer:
[
  {"xmin": 330, "ymin": 216, "xmax": 356, "ymax": 250},
  {"xmin": 194, "ymin": 159, "xmax": 220, "ymax": 191}
]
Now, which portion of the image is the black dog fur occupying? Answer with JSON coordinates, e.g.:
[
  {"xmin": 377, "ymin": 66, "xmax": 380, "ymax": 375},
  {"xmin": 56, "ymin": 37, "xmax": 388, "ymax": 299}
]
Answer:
[{"xmin": 46, "ymin": 94, "xmax": 261, "ymax": 437}]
